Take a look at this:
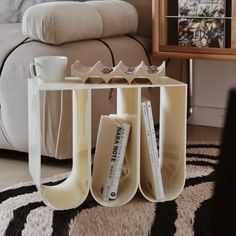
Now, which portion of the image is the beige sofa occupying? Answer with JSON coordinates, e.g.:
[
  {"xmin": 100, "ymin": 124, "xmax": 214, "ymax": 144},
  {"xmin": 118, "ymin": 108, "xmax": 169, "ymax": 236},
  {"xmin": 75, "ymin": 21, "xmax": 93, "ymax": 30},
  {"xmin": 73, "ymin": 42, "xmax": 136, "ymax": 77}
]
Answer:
[{"xmin": 0, "ymin": 0, "xmax": 187, "ymax": 159}]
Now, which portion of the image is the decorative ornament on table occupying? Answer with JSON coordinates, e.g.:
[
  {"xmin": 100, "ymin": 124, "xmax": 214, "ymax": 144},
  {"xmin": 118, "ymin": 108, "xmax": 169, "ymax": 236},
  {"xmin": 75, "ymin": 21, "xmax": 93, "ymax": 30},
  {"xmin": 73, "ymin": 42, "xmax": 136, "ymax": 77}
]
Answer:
[{"xmin": 70, "ymin": 60, "xmax": 166, "ymax": 84}]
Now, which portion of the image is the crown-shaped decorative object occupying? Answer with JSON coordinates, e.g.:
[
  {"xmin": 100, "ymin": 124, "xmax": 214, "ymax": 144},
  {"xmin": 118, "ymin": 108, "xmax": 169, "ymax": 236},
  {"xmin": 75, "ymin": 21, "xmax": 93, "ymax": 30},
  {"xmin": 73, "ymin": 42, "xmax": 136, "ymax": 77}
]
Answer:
[{"xmin": 70, "ymin": 60, "xmax": 165, "ymax": 84}]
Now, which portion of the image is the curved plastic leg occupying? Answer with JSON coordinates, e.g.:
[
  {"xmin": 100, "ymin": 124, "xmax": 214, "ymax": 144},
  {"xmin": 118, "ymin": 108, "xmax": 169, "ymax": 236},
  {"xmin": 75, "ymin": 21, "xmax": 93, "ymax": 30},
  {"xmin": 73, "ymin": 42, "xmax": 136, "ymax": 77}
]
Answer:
[{"xmin": 28, "ymin": 85, "xmax": 91, "ymax": 210}]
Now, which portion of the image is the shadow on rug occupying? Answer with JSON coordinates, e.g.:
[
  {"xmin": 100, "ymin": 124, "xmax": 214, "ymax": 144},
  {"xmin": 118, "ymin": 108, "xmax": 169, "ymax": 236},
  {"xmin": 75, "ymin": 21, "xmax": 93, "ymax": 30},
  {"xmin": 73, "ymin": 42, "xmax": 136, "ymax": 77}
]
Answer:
[{"xmin": 0, "ymin": 142, "xmax": 219, "ymax": 236}]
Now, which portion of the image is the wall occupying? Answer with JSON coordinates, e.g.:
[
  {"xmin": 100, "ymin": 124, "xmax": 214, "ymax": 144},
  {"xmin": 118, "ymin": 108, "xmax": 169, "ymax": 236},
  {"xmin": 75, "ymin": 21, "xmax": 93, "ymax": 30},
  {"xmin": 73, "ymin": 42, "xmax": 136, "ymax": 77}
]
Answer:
[{"xmin": 188, "ymin": 60, "xmax": 236, "ymax": 127}]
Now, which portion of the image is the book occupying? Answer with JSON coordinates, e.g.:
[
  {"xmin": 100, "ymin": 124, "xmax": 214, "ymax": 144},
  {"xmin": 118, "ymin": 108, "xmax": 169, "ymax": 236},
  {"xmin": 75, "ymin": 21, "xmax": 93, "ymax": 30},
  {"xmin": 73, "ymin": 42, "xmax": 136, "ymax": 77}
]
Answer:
[
  {"xmin": 94, "ymin": 115, "xmax": 131, "ymax": 201},
  {"xmin": 141, "ymin": 98, "xmax": 164, "ymax": 200},
  {"xmin": 177, "ymin": 0, "xmax": 227, "ymax": 48}
]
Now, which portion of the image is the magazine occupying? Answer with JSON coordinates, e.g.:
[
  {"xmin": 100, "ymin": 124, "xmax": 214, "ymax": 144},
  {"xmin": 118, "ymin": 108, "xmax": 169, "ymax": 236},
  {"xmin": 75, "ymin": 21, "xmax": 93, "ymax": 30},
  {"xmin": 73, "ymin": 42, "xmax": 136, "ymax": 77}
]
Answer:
[
  {"xmin": 177, "ymin": 0, "xmax": 227, "ymax": 48},
  {"xmin": 178, "ymin": 0, "xmax": 225, "ymax": 17}
]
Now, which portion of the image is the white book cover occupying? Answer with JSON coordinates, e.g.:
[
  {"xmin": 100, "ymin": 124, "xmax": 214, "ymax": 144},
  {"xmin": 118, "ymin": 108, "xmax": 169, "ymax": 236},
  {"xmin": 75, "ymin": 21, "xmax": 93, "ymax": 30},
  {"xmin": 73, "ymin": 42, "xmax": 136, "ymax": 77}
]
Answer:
[
  {"xmin": 146, "ymin": 100, "xmax": 164, "ymax": 200},
  {"xmin": 98, "ymin": 115, "xmax": 131, "ymax": 201},
  {"xmin": 141, "ymin": 98, "xmax": 164, "ymax": 200},
  {"xmin": 104, "ymin": 123, "xmax": 130, "ymax": 200}
]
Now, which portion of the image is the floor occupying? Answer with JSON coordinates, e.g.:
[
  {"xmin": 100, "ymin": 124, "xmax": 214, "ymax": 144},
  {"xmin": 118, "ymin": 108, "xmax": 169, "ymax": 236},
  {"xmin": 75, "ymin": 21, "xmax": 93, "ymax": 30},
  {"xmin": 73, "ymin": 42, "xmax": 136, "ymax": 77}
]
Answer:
[
  {"xmin": 186, "ymin": 124, "xmax": 222, "ymax": 142},
  {"xmin": 0, "ymin": 125, "xmax": 222, "ymax": 187}
]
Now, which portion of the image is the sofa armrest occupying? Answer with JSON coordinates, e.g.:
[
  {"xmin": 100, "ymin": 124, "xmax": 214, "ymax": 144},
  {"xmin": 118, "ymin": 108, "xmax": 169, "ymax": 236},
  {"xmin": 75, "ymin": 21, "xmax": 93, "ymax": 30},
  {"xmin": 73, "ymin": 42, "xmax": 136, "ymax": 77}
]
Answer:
[{"xmin": 124, "ymin": 0, "xmax": 152, "ymax": 38}]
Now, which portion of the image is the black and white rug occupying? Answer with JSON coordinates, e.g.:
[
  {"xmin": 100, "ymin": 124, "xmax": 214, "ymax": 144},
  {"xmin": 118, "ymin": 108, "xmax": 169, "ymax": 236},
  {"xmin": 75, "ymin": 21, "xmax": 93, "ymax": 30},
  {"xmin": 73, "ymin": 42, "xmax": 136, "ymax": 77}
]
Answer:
[{"xmin": 0, "ymin": 142, "xmax": 219, "ymax": 236}]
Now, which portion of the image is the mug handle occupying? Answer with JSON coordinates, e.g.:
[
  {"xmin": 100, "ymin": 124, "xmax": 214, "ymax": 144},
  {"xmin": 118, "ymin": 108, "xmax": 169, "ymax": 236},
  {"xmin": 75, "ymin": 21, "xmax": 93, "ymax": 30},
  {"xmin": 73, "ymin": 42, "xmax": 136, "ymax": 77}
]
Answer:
[{"xmin": 30, "ymin": 62, "xmax": 40, "ymax": 78}]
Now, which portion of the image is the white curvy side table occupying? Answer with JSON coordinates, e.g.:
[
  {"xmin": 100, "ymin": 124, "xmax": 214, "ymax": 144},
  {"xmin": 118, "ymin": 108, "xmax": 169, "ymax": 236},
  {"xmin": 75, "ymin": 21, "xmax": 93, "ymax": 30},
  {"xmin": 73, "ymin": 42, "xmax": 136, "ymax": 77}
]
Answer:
[{"xmin": 28, "ymin": 77, "xmax": 187, "ymax": 210}]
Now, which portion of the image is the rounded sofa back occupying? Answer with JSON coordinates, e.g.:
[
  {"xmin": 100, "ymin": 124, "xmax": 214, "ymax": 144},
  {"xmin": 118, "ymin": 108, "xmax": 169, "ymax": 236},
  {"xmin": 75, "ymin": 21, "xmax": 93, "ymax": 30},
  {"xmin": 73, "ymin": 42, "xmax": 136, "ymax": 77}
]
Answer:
[{"xmin": 0, "ymin": 0, "xmax": 152, "ymax": 38}]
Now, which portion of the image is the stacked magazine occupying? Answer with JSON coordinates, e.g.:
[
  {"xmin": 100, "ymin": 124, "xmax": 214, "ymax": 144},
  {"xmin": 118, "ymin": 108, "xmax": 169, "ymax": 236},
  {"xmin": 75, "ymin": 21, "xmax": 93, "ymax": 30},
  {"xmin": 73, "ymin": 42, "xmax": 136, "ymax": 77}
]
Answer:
[
  {"xmin": 141, "ymin": 98, "xmax": 164, "ymax": 201},
  {"xmin": 177, "ymin": 0, "xmax": 227, "ymax": 48},
  {"xmin": 94, "ymin": 115, "xmax": 131, "ymax": 201}
]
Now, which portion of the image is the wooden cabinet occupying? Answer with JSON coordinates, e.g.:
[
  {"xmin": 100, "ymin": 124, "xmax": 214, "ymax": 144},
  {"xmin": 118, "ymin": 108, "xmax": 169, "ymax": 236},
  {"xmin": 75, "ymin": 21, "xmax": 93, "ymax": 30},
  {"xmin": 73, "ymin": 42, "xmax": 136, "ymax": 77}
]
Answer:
[{"xmin": 152, "ymin": 0, "xmax": 236, "ymax": 60}]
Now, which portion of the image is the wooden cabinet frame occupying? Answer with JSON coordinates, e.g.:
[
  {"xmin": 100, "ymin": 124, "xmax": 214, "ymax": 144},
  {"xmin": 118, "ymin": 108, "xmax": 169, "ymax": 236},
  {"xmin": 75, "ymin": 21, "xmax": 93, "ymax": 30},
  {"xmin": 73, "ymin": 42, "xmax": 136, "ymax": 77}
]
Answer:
[{"xmin": 152, "ymin": 0, "xmax": 236, "ymax": 60}]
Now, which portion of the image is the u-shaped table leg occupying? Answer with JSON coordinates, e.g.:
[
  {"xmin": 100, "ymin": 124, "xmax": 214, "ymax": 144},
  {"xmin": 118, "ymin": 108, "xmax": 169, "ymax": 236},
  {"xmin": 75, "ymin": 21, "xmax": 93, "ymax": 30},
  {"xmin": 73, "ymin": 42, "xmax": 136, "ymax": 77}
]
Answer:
[{"xmin": 28, "ymin": 86, "xmax": 91, "ymax": 210}]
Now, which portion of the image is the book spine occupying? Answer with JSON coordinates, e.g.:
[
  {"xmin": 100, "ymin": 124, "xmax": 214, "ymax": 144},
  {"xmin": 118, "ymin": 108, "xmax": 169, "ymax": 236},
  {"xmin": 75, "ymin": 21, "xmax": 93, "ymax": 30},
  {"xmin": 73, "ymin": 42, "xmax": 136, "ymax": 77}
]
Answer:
[
  {"xmin": 145, "ymin": 101, "xmax": 164, "ymax": 200},
  {"xmin": 141, "ymin": 102, "xmax": 155, "ymax": 165},
  {"xmin": 146, "ymin": 101, "xmax": 160, "ymax": 166},
  {"xmin": 103, "ymin": 124, "xmax": 130, "ymax": 201}
]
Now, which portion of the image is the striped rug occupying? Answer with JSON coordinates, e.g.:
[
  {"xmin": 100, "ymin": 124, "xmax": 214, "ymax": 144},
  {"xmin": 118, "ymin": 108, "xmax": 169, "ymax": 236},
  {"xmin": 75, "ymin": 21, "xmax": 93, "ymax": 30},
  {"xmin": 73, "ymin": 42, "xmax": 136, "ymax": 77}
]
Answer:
[{"xmin": 0, "ymin": 142, "xmax": 220, "ymax": 236}]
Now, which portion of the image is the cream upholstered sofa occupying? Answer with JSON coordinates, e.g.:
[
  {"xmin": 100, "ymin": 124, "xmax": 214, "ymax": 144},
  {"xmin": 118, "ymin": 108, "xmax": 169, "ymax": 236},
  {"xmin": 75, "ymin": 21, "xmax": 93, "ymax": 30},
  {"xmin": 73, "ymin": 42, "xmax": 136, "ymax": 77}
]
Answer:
[{"xmin": 0, "ymin": 0, "xmax": 186, "ymax": 159}]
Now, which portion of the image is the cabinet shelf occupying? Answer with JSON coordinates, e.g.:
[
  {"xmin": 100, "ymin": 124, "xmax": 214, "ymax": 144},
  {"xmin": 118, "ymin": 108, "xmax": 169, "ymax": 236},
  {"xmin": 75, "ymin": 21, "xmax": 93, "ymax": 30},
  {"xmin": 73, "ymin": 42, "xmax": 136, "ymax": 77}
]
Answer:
[
  {"xmin": 153, "ymin": 0, "xmax": 236, "ymax": 60},
  {"xmin": 166, "ymin": 16, "xmax": 232, "ymax": 20}
]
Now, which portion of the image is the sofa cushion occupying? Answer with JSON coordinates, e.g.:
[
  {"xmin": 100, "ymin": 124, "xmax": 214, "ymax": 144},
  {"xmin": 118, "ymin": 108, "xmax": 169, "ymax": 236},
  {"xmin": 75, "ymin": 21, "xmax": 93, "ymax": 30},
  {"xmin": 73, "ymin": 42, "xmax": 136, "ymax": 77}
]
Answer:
[
  {"xmin": 125, "ymin": 0, "xmax": 152, "ymax": 38},
  {"xmin": 22, "ymin": 1, "xmax": 138, "ymax": 45},
  {"xmin": 0, "ymin": 0, "xmax": 152, "ymax": 38},
  {"xmin": 0, "ymin": 0, "xmax": 82, "ymax": 24}
]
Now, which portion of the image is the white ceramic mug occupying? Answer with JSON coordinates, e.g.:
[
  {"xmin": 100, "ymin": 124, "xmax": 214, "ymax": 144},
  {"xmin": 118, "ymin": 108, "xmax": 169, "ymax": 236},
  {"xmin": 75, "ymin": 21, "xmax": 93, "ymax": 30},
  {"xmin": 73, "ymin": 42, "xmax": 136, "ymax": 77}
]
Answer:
[{"xmin": 30, "ymin": 56, "xmax": 68, "ymax": 82}]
